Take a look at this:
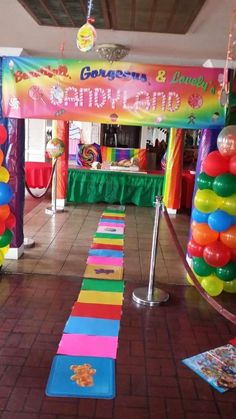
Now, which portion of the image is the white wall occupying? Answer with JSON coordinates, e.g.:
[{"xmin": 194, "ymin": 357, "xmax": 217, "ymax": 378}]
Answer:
[{"xmin": 25, "ymin": 119, "xmax": 47, "ymax": 162}]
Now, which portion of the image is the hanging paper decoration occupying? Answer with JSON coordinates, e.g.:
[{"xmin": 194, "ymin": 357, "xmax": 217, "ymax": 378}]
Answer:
[{"xmin": 76, "ymin": 0, "xmax": 96, "ymax": 52}]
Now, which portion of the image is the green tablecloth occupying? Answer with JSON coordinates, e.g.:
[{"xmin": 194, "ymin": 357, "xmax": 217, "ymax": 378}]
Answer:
[{"xmin": 67, "ymin": 169, "xmax": 164, "ymax": 207}]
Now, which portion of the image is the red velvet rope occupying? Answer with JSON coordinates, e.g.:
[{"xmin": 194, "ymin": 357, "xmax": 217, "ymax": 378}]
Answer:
[
  {"xmin": 162, "ymin": 206, "xmax": 236, "ymax": 325},
  {"xmin": 25, "ymin": 160, "xmax": 57, "ymax": 199}
]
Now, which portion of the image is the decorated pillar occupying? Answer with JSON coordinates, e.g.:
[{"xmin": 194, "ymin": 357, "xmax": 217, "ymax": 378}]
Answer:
[
  {"xmin": 163, "ymin": 128, "xmax": 184, "ymax": 211},
  {"xmin": 52, "ymin": 120, "xmax": 69, "ymax": 209},
  {"xmin": 0, "ymin": 58, "xmax": 24, "ymax": 260},
  {"xmin": 192, "ymin": 129, "xmax": 220, "ymax": 200},
  {"xmin": 187, "ymin": 126, "xmax": 236, "ymax": 295}
]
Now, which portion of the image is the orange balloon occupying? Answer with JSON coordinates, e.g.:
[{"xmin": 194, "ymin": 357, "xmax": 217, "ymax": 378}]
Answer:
[
  {"xmin": 191, "ymin": 221, "xmax": 198, "ymax": 230},
  {"xmin": 0, "ymin": 204, "xmax": 10, "ymax": 221},
  {"xmin": 220, "ymin": 225, "xmax": 236, "ymax": 249},
  {"xmin": 192, "ymin": 223, "xmax": 219, "ymax": 246},
  {"xmin": 0, "ymin": 150, "xmax": 4, "ymax": 166}
]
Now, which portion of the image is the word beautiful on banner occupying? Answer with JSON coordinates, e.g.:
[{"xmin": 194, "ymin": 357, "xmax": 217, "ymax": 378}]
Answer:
[{"xmin": 2, "ymin": 57, "xmax": 225, "ymax": 128}]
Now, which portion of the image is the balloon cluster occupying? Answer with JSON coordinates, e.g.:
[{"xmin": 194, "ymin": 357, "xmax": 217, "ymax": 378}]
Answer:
[
  {"xmin": 0, "ymin": 124, "xmax": 15, "ymax": 264},
  {"xmin": 187, "ymin": 125, "xmax": 236, "ymax": 296}
]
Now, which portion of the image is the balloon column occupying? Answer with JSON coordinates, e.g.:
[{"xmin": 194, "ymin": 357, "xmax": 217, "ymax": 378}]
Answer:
[
  {"xmin": 0, "ymin": 124, "xmax": 14, "ymax": 264},
  {"xmin": 187, "ymin": 125, "xmax": 236, "ymax": 296}
]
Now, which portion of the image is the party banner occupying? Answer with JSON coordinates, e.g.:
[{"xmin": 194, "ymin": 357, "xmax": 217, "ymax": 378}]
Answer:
[{"xmin": 2, "ymin": 57, "xmax": 225, "ymax": 128}]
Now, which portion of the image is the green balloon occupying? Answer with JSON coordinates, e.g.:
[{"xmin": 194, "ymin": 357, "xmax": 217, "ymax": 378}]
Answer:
[
  {"xmin": 216, "ymin": 262, "xmax": 236, "ymax": 281},
  {"xmin": 0, "ymin": 229, "xmax": 13, "ymax": 247},
  {"xmin": 193, "ymin": 257, "xmax": 214, "ymax": 277},
  {"xmin": 223, "ymin": 278, "xmax": 236, "ymax": 293},
  {"xmin": 197, "ymin": 172, "xmax": 214, "ymax": 190},
  {"xmin": 213, "ymin": 173, "xmax": 236, "ymax": 197}
]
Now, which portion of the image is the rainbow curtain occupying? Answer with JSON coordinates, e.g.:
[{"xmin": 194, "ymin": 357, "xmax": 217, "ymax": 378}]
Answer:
[
  {"xmin": 163, "ymin": 128, "xmax": 184, "ymax": 209},
  {"xmin": 101, "ymin": 146, "xmax": 147, "ymax": 170}
]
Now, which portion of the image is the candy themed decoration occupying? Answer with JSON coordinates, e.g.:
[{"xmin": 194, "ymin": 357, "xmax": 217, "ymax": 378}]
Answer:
[
  {"xmin": 76, "ymin": 22, "xmax": 96, "ymax": 52},
  {"xmin": 76, "ymin": 1, "xmax": 96, "ymax": 52},
  {"xmin": 187, "ymin": 125, "xmax": 236, "ymax": 295},
  {"xmin": 46, "ymin": 205, "xmax": 126, "ymax": 398},
  {"xmin": 0, "ymin": 123, "xmax": 14, "ymax": 263},
  {"xmin": 2, "ymin": 57, "xmax": 224, "ymax": 129}
]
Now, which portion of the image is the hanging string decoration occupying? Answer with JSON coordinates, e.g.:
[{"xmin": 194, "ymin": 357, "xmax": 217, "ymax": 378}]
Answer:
[
  {"xmin": 221, "ymin": 9, "xmax": 236, "ymax": 105},
  {"xmin": 187, "ymin": 126, "xmax": 236, "ymax": 296},
  {"xmin": 76, "ymin": 0, "xmax": 96, "ymax": 52}
]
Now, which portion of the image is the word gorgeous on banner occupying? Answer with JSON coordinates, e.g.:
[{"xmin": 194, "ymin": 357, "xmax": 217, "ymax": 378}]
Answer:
[{"xmin": 2, "ymin": 57, "xmax": 225, "ymax": 128}]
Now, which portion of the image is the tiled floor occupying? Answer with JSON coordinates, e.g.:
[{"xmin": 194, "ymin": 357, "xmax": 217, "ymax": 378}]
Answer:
[
  {"xmin": 3, "ymin": 193, "xmax": 188, "ymax": 285},
  {"xmin": 0, "ymin": 196, "xmax": 235, "ymax": 418}
]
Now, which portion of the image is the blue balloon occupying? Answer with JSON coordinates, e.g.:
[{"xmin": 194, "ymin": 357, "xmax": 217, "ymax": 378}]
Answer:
[
  {"xmin": 192, "ymin": 208, "xmax": 209, "ymax": 223},
  {"xmin": 0, "ymin": 182, "xmax": 13, "ymax": 205},
  {"xmin": 208, "ymin": 210, "xmax": 232, "ymax": 232}
]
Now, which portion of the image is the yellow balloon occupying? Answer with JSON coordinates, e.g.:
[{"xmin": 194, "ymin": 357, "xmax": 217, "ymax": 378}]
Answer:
[
  {"xmin": 186, "ymin": 271, "xmax": 204, "ymax": 286},
  {"xmin": 220, "ymin": 193, "xmax": 236, "ymax": 215},
  {"xmin": 186, "ymin": 273, "xmax": 194, "ymax": 285},
  {"xmin": 0, "ymin": 244, "xmax": 10, "ymax": 255},
  {"xmin": 0, "ymin": 166, "xmax": 10, "ymax": 183},
  {"xmin": 0, "ymin": 250, "xmax": 4, "ymax": 265},
  {"xmin": 223, "ymin": 279, "xmax": 236, "ymax": 293},
  {"xmin": 201, "ymin": 274, "xmax": 223, "ymax": 296},
  {"xmin": 194, "ymin": 189, "xmax": 221, "ymax": 213}
]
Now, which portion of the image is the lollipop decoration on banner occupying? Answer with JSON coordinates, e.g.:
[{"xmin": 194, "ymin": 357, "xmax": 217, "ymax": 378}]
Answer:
[
  {"xmin": 76, "ymin": 0, "xmax": 96, "ymax": 52},
  {"xmin": 0, "ymin": 123, "xmax": 15, "ymax": 263},
  {"xmin": 187, "ymin": 125, "xmax": 236, "ymax": 296}
]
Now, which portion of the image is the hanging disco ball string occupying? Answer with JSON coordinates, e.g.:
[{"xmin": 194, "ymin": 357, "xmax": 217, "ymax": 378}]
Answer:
[{"xmin": 76, "ymin": 0, "xmax": 97, "ymax": 52}]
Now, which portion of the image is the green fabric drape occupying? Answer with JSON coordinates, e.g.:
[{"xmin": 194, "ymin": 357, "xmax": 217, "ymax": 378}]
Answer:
[{"xmin": 67, "ymin": 169, "xmax": 164, "ymax": 207}]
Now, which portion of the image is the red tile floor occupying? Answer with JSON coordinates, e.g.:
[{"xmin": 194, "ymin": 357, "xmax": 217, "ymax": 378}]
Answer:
[{"xmin": 0, "ymin": 194, "xmax": 235, "ymax": 418}]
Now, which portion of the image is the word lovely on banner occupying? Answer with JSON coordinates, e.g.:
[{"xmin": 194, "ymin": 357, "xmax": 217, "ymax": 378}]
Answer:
[{"xmin": 2, "ymin": 57, "xmax": 225, "ymax": 128}]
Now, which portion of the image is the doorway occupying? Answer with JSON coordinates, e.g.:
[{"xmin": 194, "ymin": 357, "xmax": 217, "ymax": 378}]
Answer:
[{"xmin": 100, "ymin": 124, "xmax": 141, "ymax": 148}]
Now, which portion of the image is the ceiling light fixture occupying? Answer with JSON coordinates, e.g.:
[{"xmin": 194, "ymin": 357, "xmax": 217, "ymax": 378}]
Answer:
[{"xmin": 96, "ymin": 43, "xmax": 129, "ymax": 62}]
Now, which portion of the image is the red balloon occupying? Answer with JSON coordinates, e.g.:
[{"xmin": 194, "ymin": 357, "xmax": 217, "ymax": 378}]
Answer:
[
  {"xmin": 187, "ymin": 239, "xmax": 204, "ymax": 257},
  {"xmin": 231, "ymin": 248, "xmax": 236, "ymax": 264},
  {"xmin": 0, "ymin": 125, "xmax": 7, "ymax": 145},
  {"xmin": 203, "ymin": 241, "xmax": 231, "ymax": 267},
  {"xmin": 0, "ymin": 220, "xmax": 5, "ymax": 235},
  {"xmin": 229, "ymin": 155, "xmax": 236, "ymax": 175},
  {"xmin": 203, "ymin": 151, "xmax": 229, "ymax": 177},
  {"xmin": 0, "ymin": 150, "xmax": 4, "ymax": 166},
  {"xmin": 5, "ymin": 213, "xmax": 16, "ymax": 230}
]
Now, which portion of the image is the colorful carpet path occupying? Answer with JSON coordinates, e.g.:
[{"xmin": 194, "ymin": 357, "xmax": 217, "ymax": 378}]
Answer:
[{"xmin": 46, "ymin": 205, "xmax": 125, "ymax": 399}]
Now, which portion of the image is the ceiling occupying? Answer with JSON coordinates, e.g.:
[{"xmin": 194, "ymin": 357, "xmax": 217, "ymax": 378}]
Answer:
[
  {"xmin": 0, "ymin": 0, "xmax": 236, "ymax": 66},
  {"xmin": 17, "ymin": 0, "xmax": 206, "ymax": 34}
]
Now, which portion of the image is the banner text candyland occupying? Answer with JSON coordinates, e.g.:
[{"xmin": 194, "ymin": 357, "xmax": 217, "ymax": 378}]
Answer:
[{"xmin": 2, "ymin": 57, "xmax": 225, "ymax": 128}]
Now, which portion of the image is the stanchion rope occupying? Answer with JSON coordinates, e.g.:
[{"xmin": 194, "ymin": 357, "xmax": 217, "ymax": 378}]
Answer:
[
  {"xmin": 25, "ymin": 160, "xmax": 57, "ymax": 199},
  {"xmin": 163, "ymin": 206, "xmax": 236, "ymax": 325}
]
